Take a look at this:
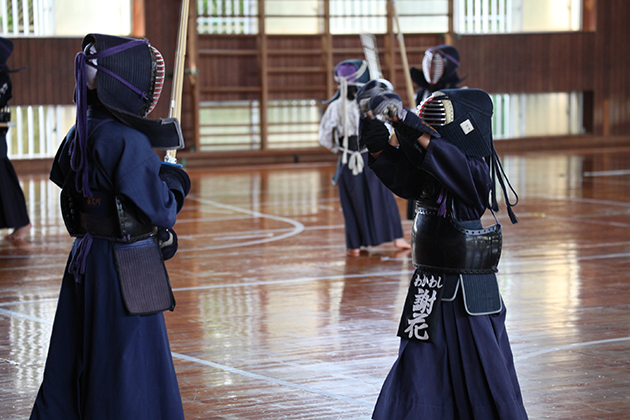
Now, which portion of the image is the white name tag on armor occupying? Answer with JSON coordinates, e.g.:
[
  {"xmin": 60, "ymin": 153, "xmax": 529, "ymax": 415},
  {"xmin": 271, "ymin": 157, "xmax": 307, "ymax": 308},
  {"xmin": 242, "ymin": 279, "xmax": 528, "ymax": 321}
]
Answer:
[{"xmin": 460, "ymin": 119, "xmax": 474, "ymax": 135}]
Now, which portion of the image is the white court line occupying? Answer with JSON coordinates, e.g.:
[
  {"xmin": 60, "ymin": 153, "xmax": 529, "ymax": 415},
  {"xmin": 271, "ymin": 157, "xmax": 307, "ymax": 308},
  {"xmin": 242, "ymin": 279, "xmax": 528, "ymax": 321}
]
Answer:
[
  {"xmin": 498, "ymin": 252, "xmax": 630, "ymax": 267},
  {"xmin": 0, "ymin": 298, "xmax": 57, "ymax": 307},
  {"xmin": 171, "ymin": 352, "xmax": 373, "ymax": 408},
  {"xmin": 529, "ymin": 194, "xmax": 630, "ymax": 207},
  {"xmin": 0, "ymin": 263, "xmax": 67, "ymax": 272},
  {"xmin": 515, "ymin": 337, "xmax": 630, "ymax": 361},
  {"xmin": 172, "ymin": 270, "xmax": 414, "ymax": 292},
  {"xmin": 176, "ymin": 196, "xmax": 304, "ymax": 252},
  {"xmin": 212, "ymin": 233, "xmax": 275, "ymax": 241},
  {"xmin": 0, "ymin": 308, "xmax": 52, "ymax": 325}
]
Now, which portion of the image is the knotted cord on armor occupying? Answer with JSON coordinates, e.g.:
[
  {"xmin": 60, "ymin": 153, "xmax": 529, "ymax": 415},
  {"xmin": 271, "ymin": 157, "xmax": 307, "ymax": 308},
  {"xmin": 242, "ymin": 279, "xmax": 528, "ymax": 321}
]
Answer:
[
  {"xmin": 436, "ymin": 186, "xmax": 448, "ymax": 217},
  {"xmin": 68, "ymin": 232, "xmax": 93, "ymax": 283},
  {"xmin": 488, "ymin": 148, "xmax": 519, "ymax": 224},
  {"xmin": 335, "ymin": 62, "xmax": 368, "ymax": 176},
  {"xmin": 70, "ymin": 39, "xmax": 149, "ymax": 198},
  {"xmin": 337, "ymin": 79, "xmax": 365, "ymax": 175}
]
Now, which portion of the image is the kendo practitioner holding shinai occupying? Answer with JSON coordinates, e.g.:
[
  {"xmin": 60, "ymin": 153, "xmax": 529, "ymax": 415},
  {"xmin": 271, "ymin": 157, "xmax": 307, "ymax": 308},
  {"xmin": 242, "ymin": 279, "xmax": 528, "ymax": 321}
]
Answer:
[
  {"xmin": 319, "ymin": 59, "xmax": 409, "ymax": 256},
  {"xmin": 406, "ymin": 44, "xmax": 465, "ymax": 221},
  {"xmin": 29, "ymin": 34, "xmax": 189, "ymax": 420},
  {"xmin": 359, "ymin": 88, "xmax": 528, "ymax": 419}
]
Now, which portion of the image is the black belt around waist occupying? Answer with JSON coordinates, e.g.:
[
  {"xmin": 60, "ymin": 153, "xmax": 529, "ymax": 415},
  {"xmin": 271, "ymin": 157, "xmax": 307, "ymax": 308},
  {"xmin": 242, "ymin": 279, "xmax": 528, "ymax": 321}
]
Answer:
[
  {"xmin": 61, "ymin": 188, "xmax": 156, "ymax": 242},
  {"xmin": 411, "ymin": 207, "xmax": 502, "ymax": 274},
  {"xmin": 79, "ymin": 212, "xmax": 156, "ymax": 241},
  {"xmin": 339, "ymin": 135, "xmax": 360, "ymax": 151}
]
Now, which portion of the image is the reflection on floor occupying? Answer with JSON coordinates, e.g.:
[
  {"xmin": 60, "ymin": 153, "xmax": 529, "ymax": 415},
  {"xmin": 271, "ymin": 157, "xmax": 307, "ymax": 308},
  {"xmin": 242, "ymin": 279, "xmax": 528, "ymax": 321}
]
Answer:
[{"xmin": 2, "ymin": 149, "xmax": 630, "ymax": 419}]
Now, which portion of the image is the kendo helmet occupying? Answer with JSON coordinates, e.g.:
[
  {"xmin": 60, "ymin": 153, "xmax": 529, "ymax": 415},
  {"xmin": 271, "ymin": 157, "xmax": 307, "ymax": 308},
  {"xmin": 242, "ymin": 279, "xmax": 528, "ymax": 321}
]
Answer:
[
  {"xmin": 323, "ymin": 59, "xmax": 370, "ymax": 104},
  {"xmin": 74, "ymin": 34, "xmax": 183, "ymax": 151},
  {"xmin": 80, "ymin": 34, "xmax": 165, "ymax": 118},
  {"xmin": 418, "ymin": 88, "xmax": 493, "ymax": 158},
  {"xmin": 0, "ymin": 36, "xmax": 25, "ymax": 74},
  {"xmin": 421, "ymin": 45, "xmax": 461, "ymax": 86},
  {"xmin": 419, "ymin": 88, "xmax": 519, "ymax": 223}
]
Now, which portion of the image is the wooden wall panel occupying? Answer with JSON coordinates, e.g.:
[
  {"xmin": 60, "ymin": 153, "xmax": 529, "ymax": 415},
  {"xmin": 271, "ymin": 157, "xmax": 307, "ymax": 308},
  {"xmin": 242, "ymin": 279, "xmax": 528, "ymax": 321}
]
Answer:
[
  {"xmin": 198, "ymin": 35, "xmax": 260, "ymax": 102},
  {"xmin": 593, "ymin": 0, "xmax": 630, "ymax": 135},
  {"xmin": 9, "ymin": 37, "xmax": 79, "ymax": 106},
  {"xmin": 144, "ymin": 0, "xmax": 180, "ymax": 120},
  {"xmin": 453, "ymin": 33, "xmax": 595, "ymax": 94},
  {"xmin": 267, "ymin": 35, "xmax": 325, "ymax": 101}
]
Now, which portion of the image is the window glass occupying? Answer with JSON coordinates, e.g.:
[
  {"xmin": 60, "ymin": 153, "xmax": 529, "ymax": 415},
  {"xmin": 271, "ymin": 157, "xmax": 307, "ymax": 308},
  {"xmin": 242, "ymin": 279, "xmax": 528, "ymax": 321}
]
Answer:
[
  {"xmin": 456, "ymin": 0, "xmax": 582, "ymax": 34},
  {"xmin": 197, "ymin": 0, "xmax": 449, "ymax": 35},
  {"xmin": 0, "ymin": 0, "xmax": 132, "ymax": 36},
  {"xmin": 492, "ymin": 92, "xmax": 584, "ymax": 139}
]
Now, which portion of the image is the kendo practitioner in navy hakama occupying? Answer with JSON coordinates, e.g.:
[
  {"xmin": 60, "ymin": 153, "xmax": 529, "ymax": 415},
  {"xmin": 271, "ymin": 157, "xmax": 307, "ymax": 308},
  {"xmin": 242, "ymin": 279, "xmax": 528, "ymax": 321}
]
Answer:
[
  {"xmin": 361, "ymin": 89, "xmax": 528, "ymax": 420},
  {"xmin": 30, "ymin": 34, "xmax": 189, "ymax": 420},
  {"xmin": 319, "ymin": 59, "xmax": 409, "ymax": 256},
  {"xmin": 0, "ymin": 36, "xmax": 31, "ymax": 242},
  {"xmin": 406, "ymin": 45, "xmax": 465, "ymax": 220}
]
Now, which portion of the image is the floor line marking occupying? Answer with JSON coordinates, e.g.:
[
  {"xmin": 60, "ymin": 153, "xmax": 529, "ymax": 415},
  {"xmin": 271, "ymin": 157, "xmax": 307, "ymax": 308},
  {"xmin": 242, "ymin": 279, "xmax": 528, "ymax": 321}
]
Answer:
[
  {"xmin": 0, "ymin": 298, "xmax": 57, "ymax": 307},
  {"xmin": 179, "ymin": 196, "xmax": 304, "ymax": 251},
  {"xmin": 0, "ymin": 263, "xmax": 67, "ymax": 272},
  {"xmin": 171, "ymin": 352, "xmax": 373, "ymax": 408},
  {"xmin": 172, "ymin": 270, "xmax": 414, "ymax": 292},
  {"xmin": 529, "ymin": 193, "xmax": 630, "ymax": 207},
  {"xmin": 516, "ymin": 337, "xmax": 630, "ymax": 361},
  {"xmin": 0, "ymin": 308, "xmax": 52, "ymax": 325}
]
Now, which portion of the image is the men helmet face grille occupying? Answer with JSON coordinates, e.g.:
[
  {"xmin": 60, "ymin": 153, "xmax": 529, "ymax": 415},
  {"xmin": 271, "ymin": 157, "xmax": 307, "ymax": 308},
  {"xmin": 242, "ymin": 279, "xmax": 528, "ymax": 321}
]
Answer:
[
  {"xmin": 422, "ymin": 50, "xmax": 445, "ymax": 85},
  {"xmin": 418, "ymin": 95, "xmax": 447, "ymax": 126},
  {"xmin": 148, "ymin": 46, "xmax": 165, "ymax": 115}
]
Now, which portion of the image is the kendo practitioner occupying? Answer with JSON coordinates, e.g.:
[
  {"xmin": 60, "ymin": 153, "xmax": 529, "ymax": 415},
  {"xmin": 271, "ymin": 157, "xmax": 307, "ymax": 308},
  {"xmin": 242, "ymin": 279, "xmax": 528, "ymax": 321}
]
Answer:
[
  {"xmin": 411, "ymin": 44, "xmax": 464, "ymax": 107},
  {"xmin": 29, "ymin": 34, "xmax": 189, "ymax": 420},
  {"xmin": 319, "ymin": 59, "xmax": 409, "ymax": 257},
  {"xmin": 0, "ymin": 36, "xmax": 31, "ymax": 242},
  {"xmin": 406, "ymin": 44, "xmax": 465, "ymax": 220},
  {"xmin": 360, "ymin": 88, "xmax": 527, "ymax": 419}
]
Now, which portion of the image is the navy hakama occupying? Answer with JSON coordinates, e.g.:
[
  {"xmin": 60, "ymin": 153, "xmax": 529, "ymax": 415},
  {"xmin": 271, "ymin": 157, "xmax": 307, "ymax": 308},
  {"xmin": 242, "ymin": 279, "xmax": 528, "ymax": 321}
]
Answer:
[
  {"xmin": 373, "ymin": 291, "xmax": 527, "ymax": 420},
  {"xmin": 337, "ymin": 152, "xmax": 404, "ymax": 249},
  {"xmin": 0, "ymin": 134, "xmax": 30, "ymax": 230},
  {"xmin": 30, "ymin": 239, "xmax": 184, "ymax": 420}
]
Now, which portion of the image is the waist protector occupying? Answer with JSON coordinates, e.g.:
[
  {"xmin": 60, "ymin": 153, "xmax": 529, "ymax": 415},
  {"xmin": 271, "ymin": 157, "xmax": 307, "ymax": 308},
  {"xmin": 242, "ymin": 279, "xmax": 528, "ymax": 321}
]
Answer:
[
  {"xmin": 337, "ymin": 135, "xmax": 360, "ymax": 151},
  {"xmin": 411, "ymin": 207, "xmax": 502, "ymax": 274},
  {"xmin": 61, "ymin": 188, "xmax": 156, "ymax": 242}
]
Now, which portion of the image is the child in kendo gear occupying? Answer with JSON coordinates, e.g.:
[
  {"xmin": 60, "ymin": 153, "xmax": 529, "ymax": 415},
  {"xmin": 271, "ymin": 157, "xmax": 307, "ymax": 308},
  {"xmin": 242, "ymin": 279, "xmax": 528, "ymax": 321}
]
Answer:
[
  {"xmin": 361, "ymin": 88, "xmax": 527, "ymax": 420},
  {"xmin": 319, "ymin": 60, "xmax": 409, "ymax": 256},
  {"xmin": 30, "ymin": 34, "xmax": 189, "ymax": 420}
]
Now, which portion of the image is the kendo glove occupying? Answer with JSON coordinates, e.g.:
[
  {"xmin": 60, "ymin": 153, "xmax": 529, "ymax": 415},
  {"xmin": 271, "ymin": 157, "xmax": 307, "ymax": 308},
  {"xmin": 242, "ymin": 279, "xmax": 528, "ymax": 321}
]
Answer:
[
  {"xmin": 159, "ymin": 163, "xmax": 191, "ymax": 213},
  {"xmin": 355, "ymin": 79, "xmax": 395, "ymax": 118},
  {"xmin": 157, "ymin": 227, "xmax": 178, "ymax": 260},
  {"xmin": 391, "ymin": 110, "xmax": 441, "ymax": 143},
  {"xmin": 359, "ymin": 117, "xmax": 390, "ymax": 154},
  {"xmin": 369, "ymin": 92, "xmax": 405, "ymax": 122}
]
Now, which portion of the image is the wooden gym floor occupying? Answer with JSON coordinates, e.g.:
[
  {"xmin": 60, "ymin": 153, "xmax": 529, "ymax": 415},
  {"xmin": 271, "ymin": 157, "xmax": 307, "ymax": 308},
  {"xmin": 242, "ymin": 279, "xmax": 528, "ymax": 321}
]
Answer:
[{"xmin": 1, "ymin": 146, "xmax": 630, "ymax": 420}]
